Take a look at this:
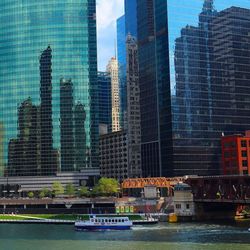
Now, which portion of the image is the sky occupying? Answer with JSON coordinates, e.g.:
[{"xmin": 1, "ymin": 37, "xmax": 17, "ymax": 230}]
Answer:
[{"xmin": 96, "ymin": 0, "xmax": 124, "ymax": 71}]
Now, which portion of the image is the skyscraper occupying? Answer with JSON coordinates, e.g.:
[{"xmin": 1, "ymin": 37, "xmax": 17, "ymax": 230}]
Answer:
[
  {"xmin": 107, "ymin": 57, "xmax": 121, "ymax": 132},
  {"xmin": 173, "ymin": 2, "xmax": 250, "ymax": 176},
  {"xmin": 0, "ymin": 0, "xmax": 98, "ymax": 176},
  {"xmin": 125, "ymin": 0, "xmax": 137, "ymax": 38},
  {"xmin": 126, "ymin": 34, "xmax": 141, "ymax": 178},
  {"xmin": 117, "ymin": 15, "xmax": 127, "ymax": 128},
  {"xmin": 137, "ymin": 0, "xmax": 170, "ymax": 177},
  {"xmin": 137, "ymin": 0, "xmax": 250, "ymax": 177},
  {"xmin": 117, "ymin": 15, "xmax": 126, "ymax": 71},
  {"xmin": 116, "ymin": 0, "xmax": 137, "ymax": 129},
  {"xmin": 98, "ymin": 72, "xmax": 112, "ymax": 134}
]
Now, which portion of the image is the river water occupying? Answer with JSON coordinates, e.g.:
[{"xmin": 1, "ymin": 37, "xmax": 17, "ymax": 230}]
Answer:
[{"xmin": 0, "ymin": 222, "xmax": 250, "ymax": 250}]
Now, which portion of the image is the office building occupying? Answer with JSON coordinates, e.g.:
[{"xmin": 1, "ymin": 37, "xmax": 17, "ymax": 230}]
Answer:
[
  {"xmin": 222, "ymin": 131, "xmax": 250, "ymax": 175},
  {"xmin": 100, "ymin": 130, "xmax": 128, "ymax": 181},
  {"xmin": 116, "ymin": 0, "xmax": 137, "ymax": 129},
  {"xmin": 137, "ymin": 0, "xmax": 170, "ymax": 177},
  {"xmin": 137, "ymin": 0, "xmax": 250, "ymax": 177},
  {"xmin": 98, "ymin": 72, "xmax": 112, "ymax": 134},
  {"xmin": 0, "ymin": 1, "xmax": 98, "ymax": 176},
  {"xmin": 117, "ymin": 15, "xmax": 127, "ymax": 128},
  {"xmin": 126, "ymin": 34, "xmax": 141, "ymax": 178},
  {"xmin": 100, "ymin": 35, "xmax": 141, "ymax": 181},
  {"xmin": 125, "ymin": 0, "xmax": 137, "ymax": 38},
  {"xmin": 107, "ymin": 57, "xmax": 121, "ymax": 132}
]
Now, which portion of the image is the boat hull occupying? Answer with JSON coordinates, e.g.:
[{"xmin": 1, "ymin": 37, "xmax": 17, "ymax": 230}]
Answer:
[{"xmin": 75, "ymin": 225, "xmax": 131, "ymax": 231}]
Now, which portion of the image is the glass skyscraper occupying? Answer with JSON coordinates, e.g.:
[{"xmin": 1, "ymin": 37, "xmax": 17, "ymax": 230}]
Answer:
[
  {"xmin": 117, "ymin": 0, "xmax": 138, "ymax": 128},
  {"xmin": 125, "ymin": 0, "xmax": 137, "ymax": 38},
  {"xmin": 117, "ymin": 15, "xmax": 127, "ymax": 128},
  {"xmin": 98, "ymin": 72, "xmax": 112, "ymax": 134},
  {"xmin": 137, "ymin": 0, "xmax": 250, "ymax": 177},
  {"xmin": 0, "ymin": 0, "xmax": 98, "ymax": 176}
]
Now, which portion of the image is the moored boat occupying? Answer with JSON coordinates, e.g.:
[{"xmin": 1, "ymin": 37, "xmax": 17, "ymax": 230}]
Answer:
[{"xmin": 75, "ymin": 215, "xmax": 132, "ymax": 231}]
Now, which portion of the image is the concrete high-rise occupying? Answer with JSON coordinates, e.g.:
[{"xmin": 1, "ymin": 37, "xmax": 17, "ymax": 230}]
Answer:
[
  {"xmin": 0, "ymin": 1, "xmax": 98, "ymax": 176},
  {"xmin": 107, "ymin": 57, "xmax": 121, "ymax": 132}
]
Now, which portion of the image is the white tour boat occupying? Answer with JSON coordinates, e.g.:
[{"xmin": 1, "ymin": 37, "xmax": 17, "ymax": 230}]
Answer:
[{"xmin": 75, "ymin": 215, "xmax": 133, "ymax": 231}]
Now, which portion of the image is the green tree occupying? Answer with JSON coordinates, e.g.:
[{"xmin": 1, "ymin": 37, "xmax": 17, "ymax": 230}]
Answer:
[
  {"xmin": 27, "ymin": 191, "xmax": 34, "ymax": 198},
  {"xmin": 39, "ymin": 188, "xmax": 52, "ymax": 198},
  {"xmin": 92, "ymin": 178, "xmax": 119, "ymax": 196},
  {"xmin": 65, "ymin": 183, "xmax": 75, "ymax": 196},
  {"xmin": 42, "ymin": 188, "xmax": 52, "ymax": 198},
  {"xmin": 78, "ymin": 186, "xmax": 90, "ymax": 197},
  {"xmin": 52, "ymin": 182, "xmax": 64, "ymax": 197},
  {"xmin": 39, "ymin": 191, "xmax": 45, "ymax": 199}
]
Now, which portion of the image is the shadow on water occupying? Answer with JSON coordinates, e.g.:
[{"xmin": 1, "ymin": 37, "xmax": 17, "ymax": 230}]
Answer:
[{"xmin": 0, "ymin": 222, "xmax": 250, "ymax": 244}]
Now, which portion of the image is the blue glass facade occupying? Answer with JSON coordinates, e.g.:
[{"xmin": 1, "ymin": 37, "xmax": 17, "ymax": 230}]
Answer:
[
  {"xmin": 116, "ymin": 15, "xmax": 127, "ymax": 128},
  {"xmin": 137, "ymin": 0, "xmax": 170, "ymax": 177},
  {"xmin": 98, "ymin": 72, "xmax": 112, "ymax": 133},
  {"xmin": 138, "ymin": 0, "xmax": 250, "ymax": 177},
  {"xmin": 0, "ymin": 0, "xmax": 98, "ymax": 176},
  {"xmin": 117, "ymin": 1, "xmax": 137, "ymax": 128},
  {"xmin": 125, "ymin": 0, "xmax": 137, "ymax": 37}
]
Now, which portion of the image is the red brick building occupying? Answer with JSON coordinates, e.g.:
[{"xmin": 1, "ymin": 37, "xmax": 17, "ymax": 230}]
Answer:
[{"xmin": 221, "ymin": 131, "xmax": 250, "ymax": 175}]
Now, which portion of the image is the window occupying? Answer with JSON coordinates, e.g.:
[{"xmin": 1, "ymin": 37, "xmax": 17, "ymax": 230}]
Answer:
[
  {"xmin": 242, "ymin": 160, "xmax": 248, "ymax": 167},
  {"xmin": 176, "ymin": 204, "xmax": 181, "ymax": 209},
  {"xmin": 241, "ymin": 140, "xmax": 247, "ymax": 147},
  {"xmin": 243, "ymin": 170, "xmax": 249, "ymax": 175},
  {"xmin": 242, "ymin": 151, "xmax": 247, "ymax": 157},
  {"xmin": 186, "ymin": 204, "xmax": 190, "ymax": 210}
]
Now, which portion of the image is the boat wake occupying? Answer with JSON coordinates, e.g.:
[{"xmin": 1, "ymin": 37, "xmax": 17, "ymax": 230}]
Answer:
[{"xmin": 131, "ymin": 225, "xmax": 164, "ymax": 231}]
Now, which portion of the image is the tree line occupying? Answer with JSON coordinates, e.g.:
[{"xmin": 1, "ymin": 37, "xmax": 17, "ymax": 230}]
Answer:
[{"xmin": 27, "ymin": 177, "xmax": 119, "ymax": 198}]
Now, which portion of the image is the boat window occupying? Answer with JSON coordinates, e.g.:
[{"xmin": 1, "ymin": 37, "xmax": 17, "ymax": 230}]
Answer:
[
  {"xmin": 108, "ymin": 219, "xmax": 111, "ymax": 223},
  {"xmin": 122, "ymin": 219, "xmax": 124, "ymax": 222},
  {"xmin": 95, "ymin": 219, "xmax": 97, "ymax": 223},
  {"xmin": 102, "ymin": 219, "xmax": 105, "ymax": 223},
  {"xmin": 112, "ymin": 219, "xmax": 114, "ymax": 223},
  {"xmin": 115, "ymin": 219, "xmax": 117, "ymax": 223},
  {"xmin": 91, "ymin": 219, "xmax": 94, "ymax": 222},
  {"xmin": 118, "ymin": 219, "xmax": 121, "ymax": 222},
  {"xmin": 105, "ymin": 219, "xmax": 108, "ymax": 223}
]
